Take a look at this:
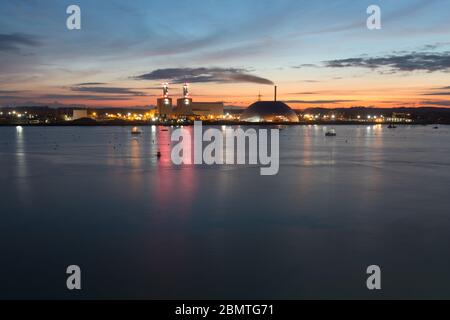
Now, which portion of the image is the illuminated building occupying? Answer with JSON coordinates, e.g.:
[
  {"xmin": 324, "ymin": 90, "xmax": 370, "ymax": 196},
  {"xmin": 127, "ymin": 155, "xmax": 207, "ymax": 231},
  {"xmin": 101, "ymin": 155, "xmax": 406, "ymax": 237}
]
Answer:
[
  {"xmin": 176, "ymin": 83, "xmax": 193, "ymax": 116},
  {"xmin": 240, "ymin": 86, "xmax": 299, "ymax": 123},
  {"xmin": 386, "ymin": 112, "xmax": 413, "ymax": 123},
  {"xmin": 72, "ymin": 109, "xmax": 88, "ymax": 120},
  {"xmin": 157, "ymin": 83, "xmax": 173, "ymax": 118},
  {"xmin": 157, "ymin": 83, "xmax": 224, "ymax": 120},
  {"xmin": 191, "ymin": 102, "xmax": 224, "ymax": 119}
]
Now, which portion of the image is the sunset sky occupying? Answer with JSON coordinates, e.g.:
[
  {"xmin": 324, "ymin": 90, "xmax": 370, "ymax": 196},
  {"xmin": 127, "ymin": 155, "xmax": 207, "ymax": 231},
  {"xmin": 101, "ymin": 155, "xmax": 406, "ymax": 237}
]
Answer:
[{"xmin": 1, "ymin": 0, "xmax": 450, "ymax": 109}]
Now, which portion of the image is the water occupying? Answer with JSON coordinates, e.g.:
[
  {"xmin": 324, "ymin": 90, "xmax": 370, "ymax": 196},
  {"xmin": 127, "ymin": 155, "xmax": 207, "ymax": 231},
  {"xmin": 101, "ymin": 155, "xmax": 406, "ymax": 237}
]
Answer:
[{"xmin": 1, "ymin": 124, "xmax": 450, "ymax": 299}]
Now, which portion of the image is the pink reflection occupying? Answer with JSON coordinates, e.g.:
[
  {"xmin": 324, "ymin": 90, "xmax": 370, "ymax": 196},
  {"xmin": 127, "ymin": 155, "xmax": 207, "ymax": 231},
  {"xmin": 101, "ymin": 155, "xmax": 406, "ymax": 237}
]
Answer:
[
  {"xmin": 130, "ymin": 138, "xmax": 141, "ymax": 168},
  {"xmin": 155, "ymin": 127, "xmax": 172, "ymax": 166},
  {"xmin": 154, "ymin": 127, "xmax": 197, "ymax": 216}
]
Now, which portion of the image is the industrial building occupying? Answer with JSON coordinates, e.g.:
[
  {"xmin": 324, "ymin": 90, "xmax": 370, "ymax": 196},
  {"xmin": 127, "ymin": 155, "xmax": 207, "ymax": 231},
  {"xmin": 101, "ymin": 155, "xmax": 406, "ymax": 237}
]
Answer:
[
  {"xmin": 72, "ymin": 109, "xmax": 88, "ymax": 120},
  {"xmin": 156, "ymin": 83, "xmax": 173, "ymax": 118},
  {"xmin": 240, "ymin": 86, "xmax": 299, "ymax": 123},
  {"xmin": 385, "ymin": 112, "xmax": 413, "ymax": 123},
  {"xmin": 191, "ymin": 102, "xmax": 224, "ymax": 119},
  {"xmin": 156, "ymin": 83, "xmax": 224, "ymax": 119}
]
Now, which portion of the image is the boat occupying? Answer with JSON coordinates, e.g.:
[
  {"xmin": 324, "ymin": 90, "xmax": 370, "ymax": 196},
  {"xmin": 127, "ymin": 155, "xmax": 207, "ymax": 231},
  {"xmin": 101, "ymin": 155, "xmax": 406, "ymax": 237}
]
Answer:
[
  {"xmin": 388, "ymin": 124, "xmax": 397, "ymax": 129},
  {"xmin": 433, "ymin": 126, "xmax": 439, "ymax": 129},
  {"xmin": 131, "ymin": 127, "xmax": 142, "ymax": 135},
  {"xmin": 325, "ymin": 129, "xmax": 337, "ymax": 137}
]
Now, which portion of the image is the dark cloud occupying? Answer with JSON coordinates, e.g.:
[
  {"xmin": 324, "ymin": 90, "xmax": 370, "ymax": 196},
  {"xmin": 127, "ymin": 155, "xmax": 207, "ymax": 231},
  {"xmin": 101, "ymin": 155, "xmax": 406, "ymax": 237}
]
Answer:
[
  {"xmin": 39, "ymin": 94, "xmax": 132, "ymax": 101},
  {"xmin": 144, "ymin": 86, "xmax": 165, "ymax": 90},
  {"xmin": 423, "ymin": 92, "xmax": 450, "ymax": 96},
  {"xmin": 70, "ymin": 86, "xmax": 147, "ymax": 96},
  {"xmin": 134, "ymin": 68, "xmax": 273, "ymax": 85},
  {"xmin": 419, "ymin": 42, "xmax": 450, "ymax": 51},
  {"xmin": 0, "ymin": 89, "xmax": 26, "ymax": 101},
  {"xmin": 292, "ymin": 64, "xmax": 318, "ymax": 69},
  {"xmin": 284, "ymin": 99, "xmax": 357, "ymax": 104},
  {"xmin": 75, "ymin": 82, "xmax": 107, "ymax": 86},
  {"xmin": 0, "ymin": 95, "xmax": 24, "ymax": 101},
  {"xmin": 422, "ymin": 85, "xmax": 450, "ymax": 95},
  {"xmin": 0, "ymin": 89, "xmax": 23, "ymax": 94},
  {"xmin": 421, "ymin": 100, "xmax": 450, "ymax": 107},
  {"xmin": 324, "ymin": 52, "xmax": 450, "ymax": 73},
  {"xmin": 0, "ymin": 33, "xmax": 40, "ymax": 52}
]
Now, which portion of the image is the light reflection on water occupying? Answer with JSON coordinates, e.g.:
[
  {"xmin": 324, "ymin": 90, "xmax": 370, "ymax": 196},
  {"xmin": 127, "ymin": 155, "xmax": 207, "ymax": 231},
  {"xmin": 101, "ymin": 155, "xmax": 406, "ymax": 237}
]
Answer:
[{"xmin": 0, "ymin": 125, "xmax": 450, "ymax": 299}]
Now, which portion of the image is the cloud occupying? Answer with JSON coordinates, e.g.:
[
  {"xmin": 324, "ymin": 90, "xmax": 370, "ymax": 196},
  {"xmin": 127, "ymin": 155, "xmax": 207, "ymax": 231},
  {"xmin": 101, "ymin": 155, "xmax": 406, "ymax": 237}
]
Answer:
[
  {"xmin": 421, "ymin": 100, "xmax": 450, "ymax": 106},
  {"xmin": 142, "ymin": 34, "xmax": 220, "ymax": 57},
  {"xmin": 134, "ymin": 68, "xmax": 273, "ymax": 85},
  {"xmin": 0, "ymin": 89, "xmax": 27, "ymax": 101},
  {"xmin": 288, "ymin": 0, "xmax": 440, "ymax": 40},
  {"xmin": 324, "ymin": 52, "xmax": 450, "ymax": 73},
  {"xmin": 70, "ymin": 86, "xmax": 148, "ymax": 96},
  {"xmin": 422, "ymin": 85, "xmax": 450, "ymax": 95},
  {"xmin": 0, "ymin": 89, "xmax": 24, "ymax": 94},
  {"xmin": 192, "ymin": 40, "xmax": 272, "ymax": 63},
  {"xmin": 292, "ymin": 64, "xmax": 318, "ymax": 69},
  {"xmin": 0, "ymin": 33, "xmax": 40, "ymax": 52},
  {"xmin": 39, "ymin": 94, "xmax": 133, "ymax": 101},
  {"xmin": 75, "ymin": 82, "xmax": 107, "ymax": 86},
  {"xmin": 423, "ymin": 92, "xmax": 450, "ymax": 96},
  {"xmin": 0, "ymin": 95, "xmax": 25, "ymax": 101},
  {"xmin": 420, "ymin": 42, "xmax": 450, "ymax": 51},
  {"xmin": 284, "ymin": 99, "xmax": 357, "ymax": 104}
]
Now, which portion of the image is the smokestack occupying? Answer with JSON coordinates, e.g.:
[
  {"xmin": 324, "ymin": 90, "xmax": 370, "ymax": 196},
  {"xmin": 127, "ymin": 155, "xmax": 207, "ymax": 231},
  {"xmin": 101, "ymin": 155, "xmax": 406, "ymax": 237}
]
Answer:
[
  {"xmin": 183, "ymin": 83, "xmax": 189, "ymax": 98},
  {"xmin": 274, "ymin": 86, "xmax": 277, "ymax": 102},
  {"xmin": 163, "ymin": 83, "xmax": 169, "ymax": 98}
]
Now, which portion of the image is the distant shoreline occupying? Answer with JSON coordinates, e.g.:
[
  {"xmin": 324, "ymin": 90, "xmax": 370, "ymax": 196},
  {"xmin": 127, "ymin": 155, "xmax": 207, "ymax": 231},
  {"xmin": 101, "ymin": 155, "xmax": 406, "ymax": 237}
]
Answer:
[{"xmin": 1, "ymin": 120, "xmax": 449, "ymax": 126}]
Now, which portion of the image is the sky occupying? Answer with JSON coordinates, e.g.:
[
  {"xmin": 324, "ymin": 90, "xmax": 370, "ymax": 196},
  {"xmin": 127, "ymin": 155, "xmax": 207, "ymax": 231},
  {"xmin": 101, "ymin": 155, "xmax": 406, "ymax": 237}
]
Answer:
[{"xmin": 1, "ymin": 0, "xmax": 450, "ymax": 109}]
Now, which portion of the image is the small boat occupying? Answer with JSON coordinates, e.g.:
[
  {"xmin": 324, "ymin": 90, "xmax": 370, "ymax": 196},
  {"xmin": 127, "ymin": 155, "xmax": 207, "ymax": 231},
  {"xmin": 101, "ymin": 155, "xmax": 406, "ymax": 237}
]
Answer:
[
  {"xmin": 433, "ymin": 126, "xmax": 439, "ymax": 129},
  {"xmin": 388, "ymin": 124, "xmax": 397, "ymax": 129},
  {"xmin": 131, "ymin": 127, "xmax": 141, "ymax": 135},
  {"xmin": 325, "ymin": 129, "xmax": 337, "ymax": 137}
]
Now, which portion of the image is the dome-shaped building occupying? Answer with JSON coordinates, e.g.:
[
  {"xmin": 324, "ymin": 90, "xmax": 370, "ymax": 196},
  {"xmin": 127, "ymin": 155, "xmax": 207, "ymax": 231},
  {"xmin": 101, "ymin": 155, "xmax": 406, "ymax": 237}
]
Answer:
[
  {"xmin": 240, "ymin": 101, "xmax": 299, "ymax": 123},
  {"xmin": 240, "ymin": 86, "xmax": 299, "ymax": 123}
]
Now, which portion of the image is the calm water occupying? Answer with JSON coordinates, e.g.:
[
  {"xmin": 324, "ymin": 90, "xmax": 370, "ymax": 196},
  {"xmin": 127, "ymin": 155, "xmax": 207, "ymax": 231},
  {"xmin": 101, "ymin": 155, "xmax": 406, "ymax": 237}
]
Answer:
[{"xmin": 1, "ymin": 124, "xmax": 450, "ymax": 299}]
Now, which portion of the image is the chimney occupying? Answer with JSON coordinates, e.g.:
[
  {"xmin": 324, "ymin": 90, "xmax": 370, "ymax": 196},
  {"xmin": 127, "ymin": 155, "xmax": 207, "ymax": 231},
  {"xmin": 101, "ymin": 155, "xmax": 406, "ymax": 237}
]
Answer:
[{"xmin": 274, "ymin": 86, "xmax": 277, "ymax": 102}]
